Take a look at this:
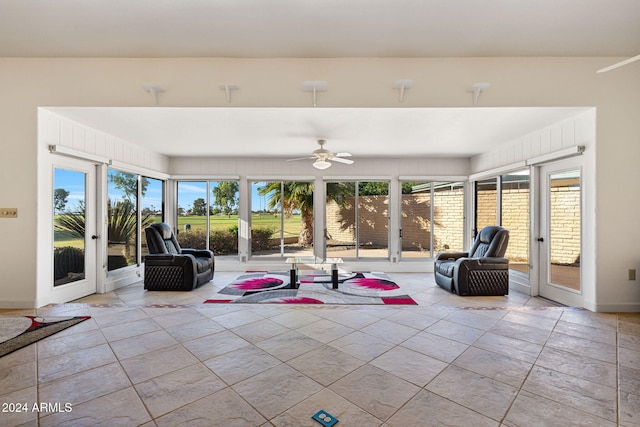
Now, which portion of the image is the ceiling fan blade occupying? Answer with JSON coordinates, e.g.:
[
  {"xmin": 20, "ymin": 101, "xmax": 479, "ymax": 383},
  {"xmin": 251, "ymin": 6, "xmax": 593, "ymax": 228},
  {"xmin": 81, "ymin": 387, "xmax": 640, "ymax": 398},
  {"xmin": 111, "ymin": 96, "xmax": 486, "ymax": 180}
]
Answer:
[
  {"xmin": 331, "ymin": 157, "xmax": 354, "ymax": 165},
  {"xmin": 334, "ymin": 152, "xmax": 352, "ymax": 157},
  {"xmin": 596, "ymin": 54, "xmax": 640, "ymax": 73},
  {"xmin": 286, "ymin": 156, "xmax": 315, "ymax": 162}
]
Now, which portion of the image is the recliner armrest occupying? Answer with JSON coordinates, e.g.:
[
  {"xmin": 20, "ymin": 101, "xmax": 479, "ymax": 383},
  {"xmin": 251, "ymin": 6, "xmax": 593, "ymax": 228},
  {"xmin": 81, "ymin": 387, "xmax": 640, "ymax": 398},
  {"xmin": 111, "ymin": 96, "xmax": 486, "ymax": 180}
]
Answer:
[
  {"xmin": 181, "ymin": 249, "xmax": 214, "ymax": 259},
  {"xmin": 456, "ymin": 257, "xmax": 509, "ymax": 270},
  {"xmin": 435, "ymin": 252, "xmax": 469, "ymax": 262}
]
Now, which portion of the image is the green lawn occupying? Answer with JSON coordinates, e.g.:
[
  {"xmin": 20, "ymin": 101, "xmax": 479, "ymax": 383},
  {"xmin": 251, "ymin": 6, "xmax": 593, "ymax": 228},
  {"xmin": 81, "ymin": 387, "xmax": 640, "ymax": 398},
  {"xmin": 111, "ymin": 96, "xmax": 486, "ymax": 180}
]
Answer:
[{"xmin": 54, "ymin": 213, "xmax": 304, "ymax": 247}]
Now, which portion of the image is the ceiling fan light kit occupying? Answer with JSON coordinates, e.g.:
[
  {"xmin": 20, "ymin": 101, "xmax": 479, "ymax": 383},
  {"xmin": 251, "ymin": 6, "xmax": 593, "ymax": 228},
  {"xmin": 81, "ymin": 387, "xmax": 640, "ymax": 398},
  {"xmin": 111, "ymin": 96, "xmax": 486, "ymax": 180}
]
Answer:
[
  {"xmin": 288, "ymin": 139, "xmax": 353, "ymax": 169},
  {"xmin": 393, "ymin": 79, "xmax": 413, "ymax": 102},
  {"xmin": 469, "ymin": 82, "xmax": 490, "ymax": 105},
  {"xmin": 313, "ymin": 160, "xmax": 332, "ymax": 169}
]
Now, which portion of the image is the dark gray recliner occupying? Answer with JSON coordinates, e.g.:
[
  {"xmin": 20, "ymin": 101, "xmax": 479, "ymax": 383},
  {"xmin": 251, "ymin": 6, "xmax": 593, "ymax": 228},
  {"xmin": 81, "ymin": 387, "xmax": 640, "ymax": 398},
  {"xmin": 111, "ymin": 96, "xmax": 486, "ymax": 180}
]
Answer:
[
  {"xmin": 144, "ymin": 223, "xmax": 214, "ymax": 291},
  {"xmin": 435, "ymin": 226, "xmax": 510, "ymax": 296}
]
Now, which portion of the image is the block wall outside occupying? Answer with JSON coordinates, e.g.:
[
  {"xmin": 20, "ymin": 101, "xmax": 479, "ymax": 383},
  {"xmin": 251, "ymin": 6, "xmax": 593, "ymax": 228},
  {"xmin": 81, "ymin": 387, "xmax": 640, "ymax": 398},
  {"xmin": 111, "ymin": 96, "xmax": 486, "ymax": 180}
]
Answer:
[{"xmin": 550, "ymin": 186, "xmax": 581, "ymax": 264}]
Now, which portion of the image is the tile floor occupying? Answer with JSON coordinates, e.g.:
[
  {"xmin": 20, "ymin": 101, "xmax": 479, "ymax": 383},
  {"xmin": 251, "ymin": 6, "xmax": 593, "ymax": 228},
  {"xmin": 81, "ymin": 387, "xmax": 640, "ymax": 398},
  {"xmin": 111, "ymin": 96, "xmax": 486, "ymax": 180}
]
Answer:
[{"xmin": 1, "ymin": 272, "xmax": 639, "ymax": 426}]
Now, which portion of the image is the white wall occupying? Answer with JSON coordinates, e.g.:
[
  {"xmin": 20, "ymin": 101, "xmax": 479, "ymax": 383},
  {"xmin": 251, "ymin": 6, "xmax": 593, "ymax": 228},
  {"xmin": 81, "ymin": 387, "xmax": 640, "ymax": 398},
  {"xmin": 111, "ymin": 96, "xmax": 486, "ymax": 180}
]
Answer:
[{"xmin": 0, "ymin": 57, "xmax": 638, "ymax": 310}]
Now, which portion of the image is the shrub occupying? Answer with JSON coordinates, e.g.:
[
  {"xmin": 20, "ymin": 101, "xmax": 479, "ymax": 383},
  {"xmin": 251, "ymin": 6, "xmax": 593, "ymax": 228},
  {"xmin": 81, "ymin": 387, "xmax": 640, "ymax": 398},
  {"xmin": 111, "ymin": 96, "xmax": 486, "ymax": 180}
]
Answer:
[
  {"xmin": 251, "ymin": 227, "xmax": 276, "ymax": 252},
  {"xmin": 175, "ymin": 226, "xmax": 275, "ymax": 255},
  {"xmin": 210, "ymin": 228, "xmax": 238, "ymax": 255}
]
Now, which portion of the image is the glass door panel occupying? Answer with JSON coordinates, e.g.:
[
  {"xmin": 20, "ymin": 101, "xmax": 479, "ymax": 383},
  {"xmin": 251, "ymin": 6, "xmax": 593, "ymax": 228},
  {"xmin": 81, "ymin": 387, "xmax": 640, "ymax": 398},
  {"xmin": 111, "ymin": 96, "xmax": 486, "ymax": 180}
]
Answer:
[
  {"xmin": 282, "ymin": 181, "xmax": 314, "ymax": 257},
  {"xmin": 358, "ymin": 181, "xmax": 389, "ymax": 258},
  {"xmin": 177, "ymin": 181, "xmax": 207, "ymax": 249},
  {"xmin": 539, "ymin": 161, "xmax": 582, "ymax": 306},
  {"xmin": 400, "ymin": 182, "xmax": 432, "ymax": 259},
  {"xmin": 326, "ymin": 182, "xmax": 356, "ymax": 258},
  {"xmin": 53, "ymin": 169, "xmax": 87, "ymax": 286},
  {"xmin": 107, "ymin": 169, "xmax": 139, "ymax": 270},
  {"xmin": 433, "ymin": 182, "xmax": 464, "ymax": 253},
  {"xmin": 501, "ymin": 170, "xmax": 530, "ymax": 276},
  {"xmin": 210, "ymin": 181, "xmax": 240, "ymax": 258},
  {"xmin": 141, "ymin": 177, "xmax": 164, "ymax": 258},
  {"xmin": 475, "ymin": 178, "xmax": 498, "ymax": 235}
]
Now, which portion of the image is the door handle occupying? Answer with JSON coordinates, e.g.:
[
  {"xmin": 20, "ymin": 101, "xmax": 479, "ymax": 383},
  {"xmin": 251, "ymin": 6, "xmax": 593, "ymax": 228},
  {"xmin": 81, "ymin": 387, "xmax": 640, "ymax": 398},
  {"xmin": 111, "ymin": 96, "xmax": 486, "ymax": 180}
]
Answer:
[
  {"xmin": 537, "ymin": 237, "xmax": 544, "ymax": 242},
  {"xmin": 91, "ymin": 235, "xmax": 99, "ymax": 240}
]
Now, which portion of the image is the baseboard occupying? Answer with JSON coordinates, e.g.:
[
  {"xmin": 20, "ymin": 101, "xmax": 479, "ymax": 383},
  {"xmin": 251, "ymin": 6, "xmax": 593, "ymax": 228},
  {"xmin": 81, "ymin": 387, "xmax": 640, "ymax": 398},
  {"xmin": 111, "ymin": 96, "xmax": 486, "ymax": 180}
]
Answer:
[
  {"xmin": 0, "ymin": 299, "xmax": 38, "ymax": 309},
  {"xmin": 590, "ymin": 302, "xmax": 640, "ymax": 313}
]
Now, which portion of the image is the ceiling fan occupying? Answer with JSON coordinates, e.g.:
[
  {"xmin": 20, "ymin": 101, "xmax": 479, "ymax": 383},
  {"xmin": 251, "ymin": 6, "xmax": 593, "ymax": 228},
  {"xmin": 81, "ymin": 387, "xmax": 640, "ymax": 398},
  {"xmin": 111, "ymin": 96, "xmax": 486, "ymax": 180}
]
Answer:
[
  {"xmin": 596, "ymin": 54, "xmax": 640, "ymax": 73},
  {"xmin": 287, "ymin": 139, "xmax": 354, "ymax": 169}
]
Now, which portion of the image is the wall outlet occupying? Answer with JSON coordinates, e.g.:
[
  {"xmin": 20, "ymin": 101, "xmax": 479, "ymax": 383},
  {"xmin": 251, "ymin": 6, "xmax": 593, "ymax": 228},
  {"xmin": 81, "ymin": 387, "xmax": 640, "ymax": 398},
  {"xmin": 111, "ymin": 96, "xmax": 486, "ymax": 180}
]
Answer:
[
  {"xmin": 629, "ymin": 269, "xmax": 636, "ymax": 281},
  {"xmin": 0, "ymin": 208, "xmax": 17, "ymax": 218}
]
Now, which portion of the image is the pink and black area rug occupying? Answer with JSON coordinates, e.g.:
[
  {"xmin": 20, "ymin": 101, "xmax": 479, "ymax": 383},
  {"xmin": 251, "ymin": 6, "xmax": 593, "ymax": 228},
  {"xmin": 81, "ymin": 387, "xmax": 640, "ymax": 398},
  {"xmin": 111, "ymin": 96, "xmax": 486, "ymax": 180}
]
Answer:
[
  {"xmin": 0, "ymin": 315, "xmax": 91, "ymax": 358},
  {"xmin": 205, "ymin": 271, "xmax": 417, "ymax": 305}
]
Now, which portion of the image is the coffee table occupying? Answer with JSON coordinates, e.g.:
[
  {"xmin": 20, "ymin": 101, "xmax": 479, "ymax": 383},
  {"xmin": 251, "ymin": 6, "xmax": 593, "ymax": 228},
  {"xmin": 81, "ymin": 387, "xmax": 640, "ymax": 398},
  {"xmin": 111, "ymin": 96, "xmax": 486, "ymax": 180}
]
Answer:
[{"xmin": 285, "ymin": 256, "xmax": 343, "ymax": 289}]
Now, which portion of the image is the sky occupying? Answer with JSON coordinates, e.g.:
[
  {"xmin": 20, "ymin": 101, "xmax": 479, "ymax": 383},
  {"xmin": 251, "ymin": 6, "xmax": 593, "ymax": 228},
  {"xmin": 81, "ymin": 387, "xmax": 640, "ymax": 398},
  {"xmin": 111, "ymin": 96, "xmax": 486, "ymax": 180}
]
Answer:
[{"xmin": 55, "ymin": 168, "xmax": 278, "ymax": 214}]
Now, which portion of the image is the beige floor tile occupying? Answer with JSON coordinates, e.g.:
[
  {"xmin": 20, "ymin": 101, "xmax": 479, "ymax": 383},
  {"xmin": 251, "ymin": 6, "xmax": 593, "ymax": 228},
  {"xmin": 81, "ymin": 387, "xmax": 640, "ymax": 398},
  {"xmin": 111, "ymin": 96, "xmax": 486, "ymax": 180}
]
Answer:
[
  {"xmin": 295, "ymin": 318, "xmax": 355, "ymax": 343},
  {"xmin": 425, "ymin": 365, "xmax": 518, "ymax": 421},
  {"xmin": 619, "ymin": 365, "xmax": 640, "ymax": 395},
  {"xmin": 560, "ymin": 309, "xmax": 618, "ymax": 331},
  {"xmin": 546, "ymin": 331, "xmax": 617, "ymax": 364},
  {"xmin": 426, "ymin": 319, "xmax": 485, "ymax": 345},
  {"xmin": 100, "ymin": 317, "xmax": 162, "ymax": 342},
  {"xmin": 119, "ymin": 344, "xmax": 199, "ymax": 384},
  {"xmin": 619, "ymin": 332, "xmax": 640, "ymax": 353},
  {"xmin": 317, "ymin": 308, "xmax": 380, "ymax": 330},
  {"xmin": 149, "ymin": 307, "xmax": 210, "ymax": 329},
  {"xmin": 388, "ymin": 390, "xmax": 499, "ymax": 427},
  {"xmin": 154, "ymin": 388, "xmax": 267, "ymax": 427},
  {"xmin": 288, "ymin": 345, "xmax": 365, "ymax": 386},
  {"xmin": 619, "ymin": 390, "xmax": 640, "ymax": 426},
  {"xmin": 523, "ymin": 365, "xmax": 617, "ymax": 422},
  {"xmin": 256, "ymin": 330, "xmax": 324, "ymax": 362},
  {"xmin": 360, "ymin": 318, "xmax": 420, "ymax": 345},
  {"xmin": 230, "ymin": 318, "xmax": 291, "ymax": 343},
  {"xmin": 134, "ymin": 363, "xmax": 226, "ymax": 418},
  {"xmin": 536, "ymin": 347, "xmax": 617, "ymax": 388},
  {"xmin": 0, "ymin": 347, "xmax": 37, "ymax": 395},
  {"xmin": 204, "ymin": 345, "xmax": 282, "ymax": 385},
  {"xmin": 269, "ymin": 310, "xmax": 323, "ymax": 329},
  {"xmin": 444, "ymin": 310, "xmax": 501, "ymax": 330},
  {"xmin": 232, "ymin": 364, "xmax": 323, "ymax": 420},
  {"xmin": 554, "ymin": 319, "xmax": 618, "ymax": 345},
  {"xmin": 38, "ymin": 343, "xmax": 117, "ymax": 383},
  {"xmin": 272, "ymin": 388, "xmax": 384, "ymax": 427},
  {"xmin": 383, "ymin": 309, "xmax": 440, "ymax": 329},
  {"xmin": 210, "ymin": 309, "xmax": 267, "ymax": 329},
  {"xmin": 501, "ymin": 310, "xmax": 559, "ymax": 331},
  {"xmin": 37, "ymin": 328, "xmax": 107, "ymax": 359},
  {"xmin": 453, "ymin": 346, "xmax": 532, "ymax": 388},
  {"xmin": 0, "ymin": 386, "xmax": 38, "ymax": 426},
  {"xmin": 164, "ymin": 317, "xmax": 226, "ymax": 342},
  {"xmin": 39, "ymin": 387, "xmax": 151, "ymax": 427},
  {"xmin": 473, "ymin": 332, "xmax": 542, "ymax": 364},
  {"xmin": 182, "ymin": 330, "xmax": 251, "ymax": 361},
  {"xmin": 90, "ymin": 307, "xmax": 150, "ymax": 328},
  {"xmin": 110, "ymin": 329, "xmax": 179, "ymax": 359},
  {"xmin": 505, "ymin": 390, "xmax": 616, "ymax": 427},
  {"xmin": 370, "ymin": 346, "xmax": 447, "ymax": 387},
  {"xmin": 400, "ymin": 331, "xmax": 469, "ymax": 363},
  {"xmin": 329, "ymin": 364, "xmax": 420, "ymax": 421},
  {"xmin": 619, "ymin": 346, "xmax": 640, "ymax": 370},
  {"xmin": 38, "ymin": 362, "xmax": 131, "ymax": 409},
  {"xmin": 488, "ymin": 318, "xmax": 552, "ymax": 345},
  {"xmin": 328, "ymin": 330, "xmax": 395, "ymax": 362}
]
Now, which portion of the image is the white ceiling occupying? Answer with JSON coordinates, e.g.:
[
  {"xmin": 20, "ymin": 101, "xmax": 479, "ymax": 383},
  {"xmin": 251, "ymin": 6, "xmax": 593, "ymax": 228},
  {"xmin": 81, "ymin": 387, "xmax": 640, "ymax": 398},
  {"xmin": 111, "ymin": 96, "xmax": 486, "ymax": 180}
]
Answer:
[
  {"xmin": 1, "ymin": 0, "xmax": 639, "ymax": 58},
  {"xmin": 10, "ymin": 2, "xmax": 632, "ymax": 159},
  {"xmin": 48, "ymin": 107, "xmax": 590, "ymax": 158}
]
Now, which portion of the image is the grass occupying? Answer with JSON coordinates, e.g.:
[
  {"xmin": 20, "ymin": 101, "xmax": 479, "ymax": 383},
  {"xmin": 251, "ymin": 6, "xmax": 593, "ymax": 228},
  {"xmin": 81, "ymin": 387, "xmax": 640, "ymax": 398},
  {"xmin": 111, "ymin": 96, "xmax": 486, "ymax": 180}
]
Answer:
[{"xmin": 54, "ymin": 213, "xmax": 305, "ymax": 247}]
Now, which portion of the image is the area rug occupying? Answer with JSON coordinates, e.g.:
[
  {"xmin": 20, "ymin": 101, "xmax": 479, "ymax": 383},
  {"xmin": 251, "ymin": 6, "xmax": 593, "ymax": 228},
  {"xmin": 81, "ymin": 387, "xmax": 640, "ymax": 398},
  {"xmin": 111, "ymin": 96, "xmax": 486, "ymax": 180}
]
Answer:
[
  {"xmin": 205, "ymin": 271, "xmax": 417, "ymax": 305},
  {"xmin": 0, "ymin": 315, "xmax": 91, "ymax": 358}
]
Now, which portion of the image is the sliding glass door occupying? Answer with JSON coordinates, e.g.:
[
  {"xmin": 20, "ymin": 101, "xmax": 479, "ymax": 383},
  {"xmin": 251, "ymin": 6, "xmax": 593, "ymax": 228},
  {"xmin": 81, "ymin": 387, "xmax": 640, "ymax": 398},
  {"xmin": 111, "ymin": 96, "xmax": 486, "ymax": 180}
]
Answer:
[{"xmin": 325, "ymin": 181, "xmax": 389, "ymax": 259}]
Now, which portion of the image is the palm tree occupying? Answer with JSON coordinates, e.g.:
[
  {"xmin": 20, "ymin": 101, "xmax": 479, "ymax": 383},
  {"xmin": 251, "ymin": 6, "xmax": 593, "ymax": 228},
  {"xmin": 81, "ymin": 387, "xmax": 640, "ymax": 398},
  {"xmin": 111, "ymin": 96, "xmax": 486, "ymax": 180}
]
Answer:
[{"xmin": 258, "ymin": 181, "xmax": 354, "ymax": 247}]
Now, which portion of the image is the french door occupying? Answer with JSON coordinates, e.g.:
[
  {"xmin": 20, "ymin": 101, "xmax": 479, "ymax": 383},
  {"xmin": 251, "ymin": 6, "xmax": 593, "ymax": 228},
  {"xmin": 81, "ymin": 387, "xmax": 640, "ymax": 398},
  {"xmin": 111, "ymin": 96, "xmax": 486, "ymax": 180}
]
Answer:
[
  {"xmin": 538, "ymin": 159, "xmax": 583, "ymax": 306},
  {"xmin": 52, "ymin": 159, "xmax": 98, "ymax": 301}
]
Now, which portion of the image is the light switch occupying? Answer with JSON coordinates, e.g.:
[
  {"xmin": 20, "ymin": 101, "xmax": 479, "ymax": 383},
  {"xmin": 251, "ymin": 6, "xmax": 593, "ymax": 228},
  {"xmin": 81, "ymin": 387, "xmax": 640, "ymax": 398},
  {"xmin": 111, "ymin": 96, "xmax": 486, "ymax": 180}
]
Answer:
[{"xmin": 0, "ymin": 208, "xmax": 18, "ymax": 218}]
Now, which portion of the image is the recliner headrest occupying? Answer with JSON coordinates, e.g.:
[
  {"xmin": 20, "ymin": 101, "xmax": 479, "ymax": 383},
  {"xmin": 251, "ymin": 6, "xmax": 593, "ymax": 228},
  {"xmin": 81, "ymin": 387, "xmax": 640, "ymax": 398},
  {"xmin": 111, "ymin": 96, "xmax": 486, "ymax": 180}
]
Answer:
[
  {"xmin": 478, "ymin": 226, "xmax": 502, "ymax": 244},
  {"xmin": 151, "ymin": 223, "xmax": 174, "ymax": 240}
]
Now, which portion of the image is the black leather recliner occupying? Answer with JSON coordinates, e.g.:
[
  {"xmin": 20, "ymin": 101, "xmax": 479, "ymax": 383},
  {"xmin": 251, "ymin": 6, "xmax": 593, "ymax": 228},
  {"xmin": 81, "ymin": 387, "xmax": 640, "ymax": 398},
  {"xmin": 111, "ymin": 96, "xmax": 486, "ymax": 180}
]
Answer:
[
  {"xmin": 144, "ymin": 223, "xmax": 214, "ymax": 291},
  {"xmin": 435, "ymin": 225, "xmax": 510, "ymax": 296}
]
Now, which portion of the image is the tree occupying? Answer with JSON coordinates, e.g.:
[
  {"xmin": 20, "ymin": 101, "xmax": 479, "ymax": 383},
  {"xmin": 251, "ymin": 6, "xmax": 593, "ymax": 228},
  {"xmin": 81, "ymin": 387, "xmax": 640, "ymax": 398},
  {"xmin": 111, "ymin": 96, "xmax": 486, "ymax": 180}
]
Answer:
[
  {"xmin": 212, "ymin": 181, "xmax": 239, "ymax": 217},
  {"xmin": 54, "ymin": 188, "xmax": 70, "ymax": 213},
  {"xmin": 110, "ymin": 171, "xmax": 149, "ymax": 201},
  {"xmin": 258, "ymin": 181, "xmax": 353, "ymax": 247},
  {"xmin": 191, "ymin": 198, "xmax": 207, "ymax": 216}
]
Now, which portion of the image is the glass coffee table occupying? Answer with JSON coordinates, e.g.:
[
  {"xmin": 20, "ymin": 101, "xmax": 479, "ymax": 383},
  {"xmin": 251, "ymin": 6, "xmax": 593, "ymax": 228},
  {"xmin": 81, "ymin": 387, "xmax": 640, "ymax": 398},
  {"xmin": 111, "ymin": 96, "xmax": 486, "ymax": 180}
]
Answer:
[{"xmin": 285, "ymin": 256, "xmax": 343, "ymax": 289}]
